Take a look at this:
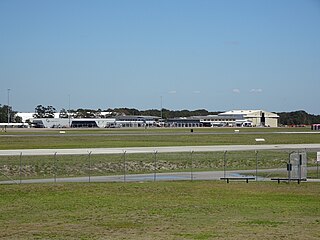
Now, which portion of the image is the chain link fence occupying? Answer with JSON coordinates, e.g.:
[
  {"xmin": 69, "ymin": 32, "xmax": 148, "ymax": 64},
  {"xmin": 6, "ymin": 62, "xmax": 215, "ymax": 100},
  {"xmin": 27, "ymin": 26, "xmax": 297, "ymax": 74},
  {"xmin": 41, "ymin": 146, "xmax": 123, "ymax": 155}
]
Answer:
[{"xmin": 0, "ymin": 150, "xmax": 319, "ymax": 184}]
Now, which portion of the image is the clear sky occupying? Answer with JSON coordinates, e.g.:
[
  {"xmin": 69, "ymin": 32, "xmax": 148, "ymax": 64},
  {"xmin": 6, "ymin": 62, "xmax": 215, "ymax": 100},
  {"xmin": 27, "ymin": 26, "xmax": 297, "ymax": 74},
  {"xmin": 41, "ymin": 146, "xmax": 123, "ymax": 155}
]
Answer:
[{"xmin": 0, "ymin": 0, "xmax": 319, "ymax": 114}]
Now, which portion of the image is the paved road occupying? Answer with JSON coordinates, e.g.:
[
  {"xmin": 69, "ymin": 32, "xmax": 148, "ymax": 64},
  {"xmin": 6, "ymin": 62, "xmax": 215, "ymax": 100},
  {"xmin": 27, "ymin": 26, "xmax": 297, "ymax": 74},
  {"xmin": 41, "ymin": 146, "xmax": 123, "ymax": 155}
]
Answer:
[
  {"xmin": 1, "ymin": 168, "xmax": 319, "ymax": 184},
  {"xmin": 0, "ymin": 168, "xmax": 286, "ymax": 184},
  {"xmin": 1, "ymin": 143, "xmax": 320, "ymax": 156}
]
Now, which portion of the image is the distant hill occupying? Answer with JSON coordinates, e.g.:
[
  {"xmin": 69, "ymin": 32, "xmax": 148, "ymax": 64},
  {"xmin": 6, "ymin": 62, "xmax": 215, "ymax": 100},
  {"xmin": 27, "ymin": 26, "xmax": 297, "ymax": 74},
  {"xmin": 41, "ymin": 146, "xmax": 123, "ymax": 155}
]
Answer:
[{"xmin": 276, "ymin": 110, "xmax": 320, "ymax": 126}]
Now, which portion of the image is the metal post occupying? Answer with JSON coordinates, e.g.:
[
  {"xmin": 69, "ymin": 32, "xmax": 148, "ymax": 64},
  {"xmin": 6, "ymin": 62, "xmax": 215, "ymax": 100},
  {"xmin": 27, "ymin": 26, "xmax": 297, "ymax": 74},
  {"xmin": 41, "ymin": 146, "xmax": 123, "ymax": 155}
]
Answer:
[
  {"xmin": 88, "ymin": 151, "xmax": 92, "ymax": 183},
  {"xmin": 123, "ymin": 151, "xmax": 126, "ymax": 182},
  {"xmin": 68, "ymin": 94, "xmax": 71, "ymax": 128},
  {"xmin": 317, "ymin": 160, "xmax": 319, "ymax": 179},
  {"xmin": 19, "ymin": 152, "xmax": 22, "ymax": 184},
  {"xmin": 7, "ymin": 88, "xmax": 10, "ymax": 124},
  {"xmin": 288, "ymin": 151, "xmax": 293, "ymax": 182},
  {"xmin": 190, "ymin": 151, "xmax": 194, "ymax": 181},
  {"xmin": 255, "ymin": 150, "xmax": 258, "ymax": 181},
  {"xmin": 154, "ymin": 151, "xmax": 157, "ymax": 182},
  {"xmin": 54, "ymin": 152, "xmax": 57, "ymax": 183},
  {"xmin": 160, "ymin": 96, "xmax": 163, "ymax": 119},
  {"xmin": 298, "ymin": 152, "xmax": 302, "ymax": 180},
  {"xmin": 223, "ymin": 151, "xmax": 227, "ymax": 179}
]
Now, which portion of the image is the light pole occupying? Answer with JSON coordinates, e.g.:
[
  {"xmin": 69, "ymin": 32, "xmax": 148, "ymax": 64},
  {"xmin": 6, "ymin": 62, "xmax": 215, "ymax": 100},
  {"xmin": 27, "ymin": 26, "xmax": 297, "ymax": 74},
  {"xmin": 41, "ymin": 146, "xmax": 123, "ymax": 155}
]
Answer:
[
  {"xmin": 160, "ymin": 96, "xmax": 163, "ymax": 119},
  {"xmin": 68, "ymin": 94, "xmax": 71, "ymax": 128},
  {"xmin": 7, "ymin": 89, "xmax": 11, "ymax": 124}
]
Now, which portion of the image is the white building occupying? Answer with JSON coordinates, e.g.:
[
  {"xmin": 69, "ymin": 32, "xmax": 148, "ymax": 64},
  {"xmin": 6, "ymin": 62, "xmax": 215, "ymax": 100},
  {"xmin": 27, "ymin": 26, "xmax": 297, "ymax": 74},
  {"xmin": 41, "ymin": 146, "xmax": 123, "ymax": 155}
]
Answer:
[
  {"xmin": 16, "ymin": 110, "xmax": 279, "ymax": 128},
  {"xmin": 219, "ymin": 110, "xmax": 279, "ymax": 127},
  {"xmin": 30, "ymin": 116, "xmax": 160, "ymax": 128}
]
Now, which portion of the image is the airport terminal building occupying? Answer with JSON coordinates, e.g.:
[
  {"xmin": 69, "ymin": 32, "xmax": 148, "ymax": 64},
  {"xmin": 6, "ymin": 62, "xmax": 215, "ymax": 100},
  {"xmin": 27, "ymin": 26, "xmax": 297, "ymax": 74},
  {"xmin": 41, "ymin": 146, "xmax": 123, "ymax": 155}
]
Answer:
[
  {"xmin": 218, "ymin": 110, "xmax": 279, "ymax": 127},
  {"xmin": 19, "ymin": 109, "xmax": 279, "ymax": 128},
  {"xmin": 31, "ymin": 116, "xmax": 161, "ymax": 128},
  {"xmin": 168, "ymin": 110, "xmax": 279, "ymax": 128}
]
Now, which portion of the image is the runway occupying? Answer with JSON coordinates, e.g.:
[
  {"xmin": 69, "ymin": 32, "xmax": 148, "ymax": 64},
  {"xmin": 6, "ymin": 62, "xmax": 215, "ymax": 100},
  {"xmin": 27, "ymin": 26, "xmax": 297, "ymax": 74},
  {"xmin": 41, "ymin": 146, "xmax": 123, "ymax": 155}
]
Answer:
[
  {"xmin": 1, "ymin": 143, "xmax": 320, "ymax": 156},
  {"xmin": 1, "ymin": 131, "xmax": 319, "ymax": 138}
]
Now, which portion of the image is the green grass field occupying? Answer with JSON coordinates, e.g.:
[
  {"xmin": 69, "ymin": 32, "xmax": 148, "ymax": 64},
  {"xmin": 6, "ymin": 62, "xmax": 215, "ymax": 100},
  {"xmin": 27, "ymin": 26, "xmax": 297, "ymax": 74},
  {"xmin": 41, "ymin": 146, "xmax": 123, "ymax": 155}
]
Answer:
[
  {"xmin": 1, "ymin": 128, "xmax": 319, "ymax": 180},
  {"xmin": 0, "ymin": 126, "xmax": 313, "ymax": 135},
  {"xmin": 0, "ymin": 182, "xmax": 319, "ymax": 240},
  {"xmin": 0, "ymin": 127, "xmax": 319, "ymax": 150},
  {"xmin": 1, "ymin": 128, "xmax": 319, "ymax": 239}
]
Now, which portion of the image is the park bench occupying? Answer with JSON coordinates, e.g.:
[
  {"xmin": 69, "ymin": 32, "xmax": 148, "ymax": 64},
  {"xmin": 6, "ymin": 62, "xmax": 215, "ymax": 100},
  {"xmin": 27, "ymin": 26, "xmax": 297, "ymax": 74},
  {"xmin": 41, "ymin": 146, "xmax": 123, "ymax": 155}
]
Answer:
[
  {"xmin": 271, "ymin": 178, "xmax": 307, "ymax": 184},
  {"xmin": 220, "ymin": 177, "xmax": 255, "ymax": 183}
]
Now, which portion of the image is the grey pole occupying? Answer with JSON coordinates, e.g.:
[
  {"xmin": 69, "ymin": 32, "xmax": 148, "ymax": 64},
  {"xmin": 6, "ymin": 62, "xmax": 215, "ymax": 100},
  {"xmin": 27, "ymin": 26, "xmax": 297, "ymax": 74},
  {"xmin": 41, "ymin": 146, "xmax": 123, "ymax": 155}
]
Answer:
[
  {"xmin": 223, "ymin": 151, "xmax": 227, "ymax": 179},
  {"xmin": 255, "ymin": 150, "xmax": 258, "ymax": 181},
  {"xmin": 7, "ymin": 88, "xmax": 11, "ymax": 124},
  {"xmin": 154, "ymin": 151, "xmax": 158, "ymax": 182},
  {"xmin": 288, "ymin": 151, "xmax": 293, "ymax": 182},
  {"xmin": 298, "ymin": 151, "xmax": 302, "ymax": 180},
  {"xmin": 123, "ymin": 151, "xmax": 126, "ymax": 182},
  {"xmin": 88, "ymin": 151, "xmax": 92, "ymax": 183},
  {"xmin": 191, "ymin": 151, "xmax": 194, "ymax": 181},
  {"xmin": 68, "ymin": 94, "xmax": 71, "ymax": 128},
  {"xmin": 19, "ymin": 152, "xmax": 22, "ymax": 184},
  {"xmin": 160, "ymin": 96, "xmax": 163, "ymax": 119},
  {"xmin": 54, "ymin": 152, "xmax": 57, "ymax": 183},
  {"xmin": 317, "ymin": 160, "xmax": 319, "ymax": 179}
]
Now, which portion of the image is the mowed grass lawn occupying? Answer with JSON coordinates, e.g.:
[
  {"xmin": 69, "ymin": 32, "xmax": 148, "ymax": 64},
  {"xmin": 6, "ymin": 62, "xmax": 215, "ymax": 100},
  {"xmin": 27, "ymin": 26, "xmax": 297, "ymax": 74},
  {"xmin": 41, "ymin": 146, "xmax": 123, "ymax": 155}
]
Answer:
[
  {"xmin": 0, "ymin": 182, "xmax": 319, "ymax": 240},
  {"xmin": 1, "ymin": 132, "xmax": 320, "ymax": 149}
]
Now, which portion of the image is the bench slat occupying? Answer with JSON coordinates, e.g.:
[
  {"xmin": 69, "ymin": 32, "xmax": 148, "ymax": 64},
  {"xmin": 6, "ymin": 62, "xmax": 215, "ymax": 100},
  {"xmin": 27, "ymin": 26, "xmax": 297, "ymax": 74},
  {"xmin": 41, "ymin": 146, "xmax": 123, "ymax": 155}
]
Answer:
[
  {"xmin": 220, "ymin": 177, "xmax": 255, "ymax": 183},
  {"xmin": 271, "ymin": 178, "xmax": 306, "ymax": 184}
]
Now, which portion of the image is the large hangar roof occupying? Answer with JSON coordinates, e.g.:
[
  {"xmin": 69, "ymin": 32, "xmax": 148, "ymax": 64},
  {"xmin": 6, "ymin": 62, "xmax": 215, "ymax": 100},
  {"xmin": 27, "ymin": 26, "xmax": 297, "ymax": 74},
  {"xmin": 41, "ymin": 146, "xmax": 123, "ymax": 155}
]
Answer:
[{"xmin": 219, "ymin": 110, "xmax": 279, "ymax": 118}]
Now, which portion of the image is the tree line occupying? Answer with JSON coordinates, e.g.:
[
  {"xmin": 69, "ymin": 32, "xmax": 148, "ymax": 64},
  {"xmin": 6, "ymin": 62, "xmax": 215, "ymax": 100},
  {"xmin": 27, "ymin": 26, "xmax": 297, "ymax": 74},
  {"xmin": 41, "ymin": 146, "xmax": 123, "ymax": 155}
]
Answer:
[
  {"xmin": 1, "ymin": 104, "xmax": 320, "ymax": 125},
  {"xmin": 277, "ymin": 110, "xmax": 320, "ymax": 126},
  {"xmin": 33, "ymin": 105, "xmax": 222, "ymax": 119}
]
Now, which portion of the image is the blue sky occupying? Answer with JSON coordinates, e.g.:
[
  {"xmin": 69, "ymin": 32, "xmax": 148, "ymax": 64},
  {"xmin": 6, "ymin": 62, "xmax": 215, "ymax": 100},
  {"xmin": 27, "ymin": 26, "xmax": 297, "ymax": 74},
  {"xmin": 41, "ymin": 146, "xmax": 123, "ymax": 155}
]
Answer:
[{"xmin": 0, "ymin": 0, "xmax": 319, "ymax": 114}]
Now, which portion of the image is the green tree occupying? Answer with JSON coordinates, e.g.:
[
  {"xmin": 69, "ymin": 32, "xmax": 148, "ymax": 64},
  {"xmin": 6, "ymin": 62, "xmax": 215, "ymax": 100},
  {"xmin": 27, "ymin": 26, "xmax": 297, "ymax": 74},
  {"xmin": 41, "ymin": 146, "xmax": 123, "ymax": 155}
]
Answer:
[
  {"xmin": 277, "ymin": 110, "xmax": 320, "ymax": 125},
  {"xmin": 59, "ymin": 108, "xmax": 69, "ymax": 118},
  {"xmin": 0, "ymin": 105, "xmax": 20, "ymax": 123},
  {"xmin": 75, "ymin": 109, "xmax": 95, "ymax": 118},
  {"xmin": 34, "ymin": 105, "xmax": 56, "ymax": 118}
]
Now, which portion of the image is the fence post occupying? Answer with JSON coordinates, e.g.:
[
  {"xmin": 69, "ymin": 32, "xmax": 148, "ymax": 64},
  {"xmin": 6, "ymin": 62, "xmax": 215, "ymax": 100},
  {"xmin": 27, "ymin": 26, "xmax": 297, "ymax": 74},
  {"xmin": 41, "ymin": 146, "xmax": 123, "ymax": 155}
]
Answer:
[
  {"xmin": 19, "ymin": 152, "xmax": 22, "ymax": 184},
  {"xmin": 154, "ymin": 151, "xmax": 158, "ymax": 182},
  {"xmin": 223, "ymin": 151, "xmax": 227, "ymax": 179},
  {"xmin": 123, "ymin": 151, "xmax": 126, "ymax": 183},
  {"xmin": 88, "ymin": 151, "xmax": 92, "ymax": 183},
  {"xmin": 288, "ymin": 151, "xmax": 294, "ymax": 182},
  {"xmin": 54, "ymin": 152, "xmax": 57, "ymax": 183},
  {"xmin": 190, "ymin": 151, "xmax": 194, "ymax": 181},
  {"xmin": 317, "ymin": 160, "xmax": 319, "ymax": 179},
  {"xmin": 255, "ymin": 150, "xmax": 258, "ymax": 181}
]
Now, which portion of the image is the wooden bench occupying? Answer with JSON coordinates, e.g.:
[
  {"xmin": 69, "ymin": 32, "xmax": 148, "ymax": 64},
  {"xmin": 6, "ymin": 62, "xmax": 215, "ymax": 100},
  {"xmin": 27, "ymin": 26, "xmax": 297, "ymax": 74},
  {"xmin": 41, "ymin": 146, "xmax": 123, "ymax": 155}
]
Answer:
[
  {"xmin": 220, "ymin": 177, "xmax": 255, "ymax": 183},
  {"xmin": 271, "ymin": 178, "xmax": 307, "ymax": 184}
]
